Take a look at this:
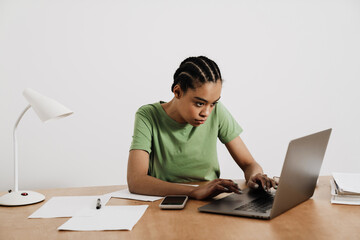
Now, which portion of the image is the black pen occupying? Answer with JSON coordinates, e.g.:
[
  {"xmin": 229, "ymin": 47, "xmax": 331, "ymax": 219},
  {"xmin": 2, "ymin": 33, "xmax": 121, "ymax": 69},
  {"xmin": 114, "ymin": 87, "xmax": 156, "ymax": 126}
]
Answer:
[{"xmin": 96, "ymin": 198, "xmax": 102, "ymax": 209}]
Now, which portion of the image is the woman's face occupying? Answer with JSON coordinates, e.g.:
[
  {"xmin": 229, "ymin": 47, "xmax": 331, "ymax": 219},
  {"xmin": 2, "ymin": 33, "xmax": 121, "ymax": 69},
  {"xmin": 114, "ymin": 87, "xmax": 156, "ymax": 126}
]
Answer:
[{"xmin": 176, "ymin": 81, "xmax": 222, "ymax": 127}]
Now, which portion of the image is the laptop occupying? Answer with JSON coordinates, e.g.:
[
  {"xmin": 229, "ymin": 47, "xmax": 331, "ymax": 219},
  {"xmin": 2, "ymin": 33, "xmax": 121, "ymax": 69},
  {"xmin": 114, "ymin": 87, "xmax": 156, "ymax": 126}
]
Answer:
[{"xmin": 198, "ymin": 128, "xmax": 332, "ymax": 220}]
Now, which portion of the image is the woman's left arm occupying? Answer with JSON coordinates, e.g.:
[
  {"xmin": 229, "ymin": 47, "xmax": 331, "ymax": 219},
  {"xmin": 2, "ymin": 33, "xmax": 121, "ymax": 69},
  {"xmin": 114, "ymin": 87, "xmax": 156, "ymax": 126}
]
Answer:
[{"xmin": 225, "ymin": 136, "xmax": 277, "ymax": 191}]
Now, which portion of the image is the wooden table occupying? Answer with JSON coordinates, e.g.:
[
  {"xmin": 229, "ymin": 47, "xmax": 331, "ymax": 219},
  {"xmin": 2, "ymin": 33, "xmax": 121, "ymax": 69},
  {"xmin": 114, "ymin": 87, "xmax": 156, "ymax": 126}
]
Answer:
[{"xmin": 1, "ymin": 176, "xmax": 359, "ymax": 240}]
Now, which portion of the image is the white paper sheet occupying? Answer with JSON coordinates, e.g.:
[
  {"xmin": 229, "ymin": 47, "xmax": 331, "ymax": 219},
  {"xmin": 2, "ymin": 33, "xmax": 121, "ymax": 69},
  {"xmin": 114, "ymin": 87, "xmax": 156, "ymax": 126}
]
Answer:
[
  {"xmin": 330, "ymin": 179, "xmax": 360, "ymax": 205},
  {"xmin": 331, "ymin": 195, "xmax": 360, "ymax": 205},
  {"xmin": 29, "ymin": 194, "xmax": 111, "ymax": 218},
  {"xmin": 58, "ymin": 205, "xmax": 149, "ymax": 231},
  {"xmin": 110, "ymin": 188, "xmax": 163, "ymax": 202},
  {"xmin": 332, "ymin": 172, "xmax": 360, "ymax": 194}
]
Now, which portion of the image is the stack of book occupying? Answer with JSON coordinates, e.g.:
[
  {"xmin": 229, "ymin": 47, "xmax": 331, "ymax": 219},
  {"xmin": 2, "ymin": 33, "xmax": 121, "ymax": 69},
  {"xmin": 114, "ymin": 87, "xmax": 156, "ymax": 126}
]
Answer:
[{"xmin": 330, "ymin": 172, "xmax": 360, "ymax": 205}]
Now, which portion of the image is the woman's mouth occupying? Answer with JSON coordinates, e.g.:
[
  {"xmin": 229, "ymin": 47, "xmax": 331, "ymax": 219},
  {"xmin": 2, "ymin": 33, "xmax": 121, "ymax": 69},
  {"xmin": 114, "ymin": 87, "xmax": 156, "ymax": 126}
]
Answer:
[{"xmin": 195, "ymin": 119, "xmax": 206, "ymax": 124}]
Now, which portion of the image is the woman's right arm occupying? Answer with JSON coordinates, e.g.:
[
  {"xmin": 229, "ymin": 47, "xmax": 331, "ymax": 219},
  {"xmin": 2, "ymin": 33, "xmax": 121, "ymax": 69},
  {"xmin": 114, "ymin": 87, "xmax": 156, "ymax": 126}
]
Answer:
[
  {"xmin": 127, "ymin": 149, "xmax": 195, "ymax": 196},
  {"xmin": 127, "ymin": 149, "xmax": 241, "ymax": 200}
]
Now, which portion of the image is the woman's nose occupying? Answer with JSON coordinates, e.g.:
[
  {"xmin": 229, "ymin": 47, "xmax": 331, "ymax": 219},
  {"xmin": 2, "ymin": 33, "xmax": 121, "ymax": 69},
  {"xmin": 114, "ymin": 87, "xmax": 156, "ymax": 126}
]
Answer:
[{"xmin": 200, "ymin": 106, "xmax": 210, "ymax": 117}]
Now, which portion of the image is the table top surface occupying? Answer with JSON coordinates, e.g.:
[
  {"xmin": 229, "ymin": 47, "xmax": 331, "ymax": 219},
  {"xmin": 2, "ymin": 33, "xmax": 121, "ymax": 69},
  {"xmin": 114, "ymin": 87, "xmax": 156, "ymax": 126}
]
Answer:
[{"xmin": 1, "ymin": 176, "xmax": 360, "ymax": 240}]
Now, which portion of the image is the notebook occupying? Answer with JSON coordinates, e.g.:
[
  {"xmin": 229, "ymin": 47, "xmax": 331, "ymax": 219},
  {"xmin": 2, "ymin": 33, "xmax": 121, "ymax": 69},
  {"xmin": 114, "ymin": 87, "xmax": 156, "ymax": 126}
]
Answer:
[{"xmin": 198, "ymin": 129, "xmax": 332, "ymax": 220}]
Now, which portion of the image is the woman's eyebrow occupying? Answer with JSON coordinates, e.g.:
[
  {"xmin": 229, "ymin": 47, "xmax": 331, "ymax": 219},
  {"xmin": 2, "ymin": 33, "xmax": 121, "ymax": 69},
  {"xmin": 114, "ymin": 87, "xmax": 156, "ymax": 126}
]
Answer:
[{"xmin": 194, "ymin": 96, "xmax": 221, "ymax": 103}]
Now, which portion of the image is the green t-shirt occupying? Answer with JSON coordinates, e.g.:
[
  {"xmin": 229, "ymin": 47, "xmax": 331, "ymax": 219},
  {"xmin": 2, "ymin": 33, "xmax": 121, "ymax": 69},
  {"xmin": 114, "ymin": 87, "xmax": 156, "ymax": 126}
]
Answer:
[{"xmin": 130, "ymin": 101, "xmax": 243, "ymax": 183}]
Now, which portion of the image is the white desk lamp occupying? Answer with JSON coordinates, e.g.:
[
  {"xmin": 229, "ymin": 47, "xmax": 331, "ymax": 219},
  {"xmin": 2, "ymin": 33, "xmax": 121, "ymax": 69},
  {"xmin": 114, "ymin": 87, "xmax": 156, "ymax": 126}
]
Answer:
[{"xmin": 0, "ymin": 88, "xmax": 73, "ymax": 206}]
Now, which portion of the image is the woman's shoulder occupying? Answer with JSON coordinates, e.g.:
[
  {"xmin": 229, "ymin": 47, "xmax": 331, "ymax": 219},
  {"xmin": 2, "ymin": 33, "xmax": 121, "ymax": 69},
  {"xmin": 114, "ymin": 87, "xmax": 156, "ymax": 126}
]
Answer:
[
  {"xmin": 136, "ymin": 102, "xmax": 161, "ymax": 113},
  {"xmin": 135, "ymin": 102, "xmax": 164, "ymax": 122},
  {"xmin": 211, "ymin": 101, "xmax": 237, "ymax": 123},
  {"xmin": 212, "ymin": 101, "xmax": 227, "ymax": 115}
]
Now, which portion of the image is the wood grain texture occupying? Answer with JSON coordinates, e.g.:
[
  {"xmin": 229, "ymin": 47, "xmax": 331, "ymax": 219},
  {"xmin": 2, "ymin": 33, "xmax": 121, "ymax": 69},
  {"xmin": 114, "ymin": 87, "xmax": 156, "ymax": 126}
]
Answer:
[{"xmin": 1, "ymin": 177, "xmax": 359, "ymax": 240}]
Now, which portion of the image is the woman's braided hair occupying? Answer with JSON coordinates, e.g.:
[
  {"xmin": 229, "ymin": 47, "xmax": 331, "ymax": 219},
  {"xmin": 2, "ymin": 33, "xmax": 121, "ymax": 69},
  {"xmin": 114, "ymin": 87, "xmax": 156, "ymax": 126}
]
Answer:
[{"xmin": 171, "ymin": 56, "xmax": 222, "ymax": 93}]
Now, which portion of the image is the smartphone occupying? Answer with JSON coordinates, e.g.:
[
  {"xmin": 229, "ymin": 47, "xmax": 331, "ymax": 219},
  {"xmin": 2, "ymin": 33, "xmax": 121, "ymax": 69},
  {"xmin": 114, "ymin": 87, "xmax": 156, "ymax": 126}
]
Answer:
[{"xmin": 159, "ymin": 195, "xmax": 188, "ymax": 209}]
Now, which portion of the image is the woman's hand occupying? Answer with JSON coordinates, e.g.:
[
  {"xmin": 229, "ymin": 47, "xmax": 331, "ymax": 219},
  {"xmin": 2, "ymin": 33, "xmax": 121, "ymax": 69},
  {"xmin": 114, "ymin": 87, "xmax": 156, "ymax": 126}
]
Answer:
[
  {"xmin": 247, "ymin": 173, "xmax": 277, "ymax": 192},
  {"xmin": 189, "ymin": 178, "xmax": 242, "ymax": 200}
]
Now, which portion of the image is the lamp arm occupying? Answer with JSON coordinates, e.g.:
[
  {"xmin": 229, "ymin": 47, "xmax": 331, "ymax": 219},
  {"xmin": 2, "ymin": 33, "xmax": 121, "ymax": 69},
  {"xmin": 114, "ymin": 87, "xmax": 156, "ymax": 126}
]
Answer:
[{"xmin": 13, "ymin": 104, "xmax": 31, "ymax": 192}]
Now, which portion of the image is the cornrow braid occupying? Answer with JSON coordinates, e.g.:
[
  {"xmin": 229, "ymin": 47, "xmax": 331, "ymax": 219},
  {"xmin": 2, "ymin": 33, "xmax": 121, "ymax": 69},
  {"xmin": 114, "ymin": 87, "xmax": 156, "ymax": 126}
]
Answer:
[
  {"xmin": 171, "ymin": 56, "xmax": 222, "ymax": 93},
  {"xmin": 199, "ymin": 56, "xmax": 222, "ymax": 80}
]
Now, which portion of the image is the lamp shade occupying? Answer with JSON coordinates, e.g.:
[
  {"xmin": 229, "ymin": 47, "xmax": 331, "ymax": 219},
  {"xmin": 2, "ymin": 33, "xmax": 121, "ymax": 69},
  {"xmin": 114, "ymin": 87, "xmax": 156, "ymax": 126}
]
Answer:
[
  {"xmin": 0, "ymin": 88, "xmax": 74, "ymax": 206},
  {"xmin": 23, "ymin": 88, "xmax": 73, "ymax": 122}
]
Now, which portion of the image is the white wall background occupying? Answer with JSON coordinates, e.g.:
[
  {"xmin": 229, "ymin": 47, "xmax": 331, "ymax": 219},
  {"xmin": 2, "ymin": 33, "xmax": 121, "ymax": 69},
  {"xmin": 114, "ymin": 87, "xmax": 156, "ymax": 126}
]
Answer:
[{"xmin": 1, "ymin": 0, "xmax": 359, "ymax": 192}]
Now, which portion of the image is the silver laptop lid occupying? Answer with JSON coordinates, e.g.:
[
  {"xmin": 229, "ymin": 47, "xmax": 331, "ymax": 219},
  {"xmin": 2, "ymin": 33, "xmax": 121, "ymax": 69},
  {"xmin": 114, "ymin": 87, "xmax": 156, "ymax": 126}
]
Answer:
[{"xmin": 270, "ymin": 128, "xmax": 332, "ymax": 219}]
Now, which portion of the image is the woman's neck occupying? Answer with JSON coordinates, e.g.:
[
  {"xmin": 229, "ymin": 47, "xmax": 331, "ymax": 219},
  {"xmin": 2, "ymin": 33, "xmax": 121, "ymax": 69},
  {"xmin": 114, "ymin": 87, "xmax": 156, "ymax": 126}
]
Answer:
[{"xmin": 161, "ymin": 98, "xmax": 185, "ymax": 124}]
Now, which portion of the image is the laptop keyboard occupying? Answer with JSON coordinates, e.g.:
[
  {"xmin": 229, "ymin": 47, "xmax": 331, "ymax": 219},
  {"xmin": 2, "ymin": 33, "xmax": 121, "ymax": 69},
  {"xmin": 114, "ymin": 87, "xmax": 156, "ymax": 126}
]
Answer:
[{"xmin": 235, "ymin": 194, "xmax": 274, "ymax": 213}]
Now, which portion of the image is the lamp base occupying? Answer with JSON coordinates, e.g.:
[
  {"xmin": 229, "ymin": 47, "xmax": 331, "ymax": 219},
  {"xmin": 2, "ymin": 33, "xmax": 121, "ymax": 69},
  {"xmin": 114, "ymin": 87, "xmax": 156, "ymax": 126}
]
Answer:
[{"xmin": 0, "ymin": 190, "xmax": 45, "ymax": 206}]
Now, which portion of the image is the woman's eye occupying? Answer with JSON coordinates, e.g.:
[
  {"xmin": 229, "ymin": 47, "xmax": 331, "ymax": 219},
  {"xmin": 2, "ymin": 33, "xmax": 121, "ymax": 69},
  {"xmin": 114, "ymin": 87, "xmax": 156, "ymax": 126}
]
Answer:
[{"xmin": 196, "ymin": 102, "xmax": 204, "ymax": 107}]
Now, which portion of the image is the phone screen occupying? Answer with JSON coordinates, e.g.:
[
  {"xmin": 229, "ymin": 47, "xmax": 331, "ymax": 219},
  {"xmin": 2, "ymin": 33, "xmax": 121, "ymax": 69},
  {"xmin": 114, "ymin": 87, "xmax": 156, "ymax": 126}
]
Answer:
[{"xmin": 161, "ymin": 196, "xmax": 187, "ymax": 205}]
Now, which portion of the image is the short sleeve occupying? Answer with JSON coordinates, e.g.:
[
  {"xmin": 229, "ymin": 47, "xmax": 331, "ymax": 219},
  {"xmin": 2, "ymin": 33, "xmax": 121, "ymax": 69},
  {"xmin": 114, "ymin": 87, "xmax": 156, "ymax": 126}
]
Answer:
[
  {"xmin": 130, "ymin": 107, "xmax": 153, "ymax": 154},
  {"xmin": 217, "ymin": 102, "xmax": 243, "ymax": 144}
]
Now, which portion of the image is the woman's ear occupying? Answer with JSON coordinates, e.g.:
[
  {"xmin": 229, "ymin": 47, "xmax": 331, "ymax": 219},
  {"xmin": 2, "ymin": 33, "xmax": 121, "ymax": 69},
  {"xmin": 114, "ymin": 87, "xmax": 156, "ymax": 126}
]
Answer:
[{"xmin": 173, "ymin": 85, "xmax": 182, "ymax": 99}]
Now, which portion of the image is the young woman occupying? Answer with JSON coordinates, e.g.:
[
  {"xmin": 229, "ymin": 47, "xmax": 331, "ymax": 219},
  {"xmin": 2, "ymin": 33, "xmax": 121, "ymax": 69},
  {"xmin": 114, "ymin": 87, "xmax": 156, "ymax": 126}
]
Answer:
[{"xmin": 127, "ymin": 56, "xmax": 276, "ymax": 200}]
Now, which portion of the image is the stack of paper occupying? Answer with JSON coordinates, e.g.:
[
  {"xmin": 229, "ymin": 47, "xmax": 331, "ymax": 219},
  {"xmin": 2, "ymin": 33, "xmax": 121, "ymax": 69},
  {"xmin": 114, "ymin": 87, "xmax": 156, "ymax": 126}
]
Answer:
[
  {"xmin": 29, "ymin": 195, "xmax": 112, "ymax": 218},
  {"xmin": 330, "ymin": 172, "xmax": 360, "ymax": 205},
  {"xmin": 29, "ymin": 194, "xmax": 150, "ymax": 231},
  {"xmin": 58, "ymin": 205, "xmax": 149, "ymax": 231}
]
